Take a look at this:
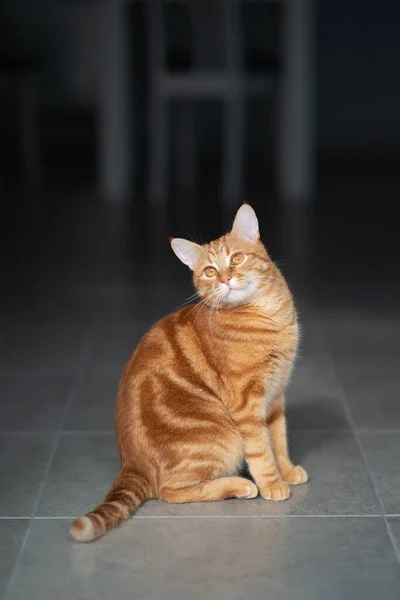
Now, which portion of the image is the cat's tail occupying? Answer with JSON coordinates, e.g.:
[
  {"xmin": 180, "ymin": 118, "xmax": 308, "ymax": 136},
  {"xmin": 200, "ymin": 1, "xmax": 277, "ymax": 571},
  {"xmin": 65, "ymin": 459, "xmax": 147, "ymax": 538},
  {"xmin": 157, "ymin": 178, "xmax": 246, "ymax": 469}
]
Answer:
[{"xmin": 70, "ymin": 467, "xmax": 151, "ymax": 543}]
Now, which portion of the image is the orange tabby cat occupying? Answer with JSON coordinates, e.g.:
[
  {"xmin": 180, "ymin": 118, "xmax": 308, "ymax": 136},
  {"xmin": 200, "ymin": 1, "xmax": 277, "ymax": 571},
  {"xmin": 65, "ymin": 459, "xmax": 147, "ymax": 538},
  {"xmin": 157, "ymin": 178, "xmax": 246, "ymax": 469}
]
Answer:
[{"xmin": 70, "ymin": 204, "xmax": 308, "ymax": 542}]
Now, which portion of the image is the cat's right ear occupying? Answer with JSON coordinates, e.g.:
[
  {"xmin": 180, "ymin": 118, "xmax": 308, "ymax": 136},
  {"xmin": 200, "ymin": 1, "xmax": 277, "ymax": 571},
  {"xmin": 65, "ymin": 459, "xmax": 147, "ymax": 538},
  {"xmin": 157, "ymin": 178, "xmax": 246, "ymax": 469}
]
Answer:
[
  {"xmin": 231, "ymin": 204, "xmax": 259, "ymax": 242},
  {"xmin": 170, "ymin": 238, "xmax": 201, "ymax": 271}
]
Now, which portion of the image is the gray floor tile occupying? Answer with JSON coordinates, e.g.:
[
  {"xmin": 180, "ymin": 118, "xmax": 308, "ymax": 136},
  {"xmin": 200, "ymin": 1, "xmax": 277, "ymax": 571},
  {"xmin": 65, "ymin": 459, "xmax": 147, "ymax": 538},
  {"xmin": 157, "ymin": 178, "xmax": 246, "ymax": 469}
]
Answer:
[
  {"xmin": 0, "ymin": 321, "xmax": 88, "ymax": 373},
  {"xmin": 0, "ymin": 520, "xmax": 29, "ymax": 599},
  {"xmin": 0, "ymin": 377, "xmax": 72, "ymax": 431},
  {"xmin": 6, "ymin": 517, "xmax": 400, "ymax": 600},
  {"xmin": 296, "ymin": 319, "xmax": 329, "ymax": 358},
  {"xmin": 387, "ymin": 517, "xmax": 400, "ymax": 560},
  {"xmin": 286, "ymin": 359, "xmax": 349, "ymax": 430},
  {"xmin": 35, "ymin": 435, "xmax": 120, "ymax": 517},
  {"xmin": 88, "ymin": 322, "xmax": 151, "ymax": 373},
  {"xmin": 360, "ymin": 433, "xmax": 400, "ymax": 515},
  {"xmin": 321, "ymin": 317, "xmax": 400, "ymax": 365},
  {"xmin": 63, "ymin": 374, "xmax": 119, "ymax": 431},
  {"xmin": 338, "ymin": 367, "xmax": 400, "ymax": 430},
  {"xmin": 0, "ymin": 434, "xmax": 56, "ymax": 517},
  {"xmin": 36, "ymin": 431, "xmax": 379, "ymax": 518}
]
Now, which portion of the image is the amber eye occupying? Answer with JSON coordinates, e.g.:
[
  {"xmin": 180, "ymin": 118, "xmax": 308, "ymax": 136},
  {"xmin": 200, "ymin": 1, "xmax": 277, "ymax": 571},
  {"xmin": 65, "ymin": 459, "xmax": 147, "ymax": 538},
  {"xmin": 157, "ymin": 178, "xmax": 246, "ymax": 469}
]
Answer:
[
  {"xmin": 231, "ymin": 253, "xmax": 244, "ymax": 265},
  {"xmin": 204, "ymin": 266, "xmax": 217, "ymax": 277}
]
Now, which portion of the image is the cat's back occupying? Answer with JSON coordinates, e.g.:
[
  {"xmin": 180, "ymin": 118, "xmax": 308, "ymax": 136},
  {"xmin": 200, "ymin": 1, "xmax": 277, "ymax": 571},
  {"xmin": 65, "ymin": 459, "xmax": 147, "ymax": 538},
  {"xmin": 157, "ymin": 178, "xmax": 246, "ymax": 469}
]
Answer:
[
  {"xmin": 123, "ymin": 305, "xmax": 208, "ymax": 375},
  {"xmin": 117, "ymin": 304, "xmax": 226, "ymax": 427}
]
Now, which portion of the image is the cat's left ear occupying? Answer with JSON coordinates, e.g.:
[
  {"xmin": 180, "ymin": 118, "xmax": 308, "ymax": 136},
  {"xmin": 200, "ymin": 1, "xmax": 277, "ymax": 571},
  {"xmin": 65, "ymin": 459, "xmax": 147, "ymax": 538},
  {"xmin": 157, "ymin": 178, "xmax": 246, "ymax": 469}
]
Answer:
[
  {"xmin": 170, "ymin": 238, "xmax": 201, "ymax": 270},
  {"xmin": 231, "ymin": 204, "xmax": 259, "ymax": 242}
]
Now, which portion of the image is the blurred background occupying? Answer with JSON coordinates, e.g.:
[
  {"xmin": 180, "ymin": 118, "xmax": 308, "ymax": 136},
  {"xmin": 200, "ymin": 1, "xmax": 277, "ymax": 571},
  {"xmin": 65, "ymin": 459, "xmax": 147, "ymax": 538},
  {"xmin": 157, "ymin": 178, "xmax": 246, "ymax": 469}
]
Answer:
[
  {"xmin": 1, "ymin": 2, "xmax": 400, "ymax": 598},
  {"xmin": 1, "ymin": 0, "xmax": 399, "ymax": 320}
]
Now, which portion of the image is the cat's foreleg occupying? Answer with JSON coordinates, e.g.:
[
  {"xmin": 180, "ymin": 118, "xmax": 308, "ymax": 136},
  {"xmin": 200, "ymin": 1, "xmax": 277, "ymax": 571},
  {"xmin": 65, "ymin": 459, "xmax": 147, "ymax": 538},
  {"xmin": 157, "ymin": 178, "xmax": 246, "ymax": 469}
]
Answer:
[
  {"xmin": 268, "ymin": 392, "xmax": 308, "ymax": 485},
  {"xmin": 233, "ymin": 393, "xmax": 290, "ymax": 501}
]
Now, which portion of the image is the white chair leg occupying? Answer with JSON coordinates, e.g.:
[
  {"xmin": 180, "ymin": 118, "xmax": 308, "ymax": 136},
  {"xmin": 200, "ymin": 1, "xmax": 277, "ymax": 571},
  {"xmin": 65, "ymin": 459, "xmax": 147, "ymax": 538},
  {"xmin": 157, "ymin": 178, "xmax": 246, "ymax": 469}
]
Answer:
[
  {"xmin": 98, "ymin": 0, "xmax": 132, "ymax": 203},
  {"xmin": 223, "ymin": 92, "xmax": 245, "ymax": 206},
  {"xmin": 277, "ymin": 0, "xmax": 314, "ymax": 201},
  {"xmin": 148, "ymin": 95, "xmax": 168, "ymax": 205},
  {"xmin": 176, "ymin": 102, "xmax": 196, "ymax": 195}
]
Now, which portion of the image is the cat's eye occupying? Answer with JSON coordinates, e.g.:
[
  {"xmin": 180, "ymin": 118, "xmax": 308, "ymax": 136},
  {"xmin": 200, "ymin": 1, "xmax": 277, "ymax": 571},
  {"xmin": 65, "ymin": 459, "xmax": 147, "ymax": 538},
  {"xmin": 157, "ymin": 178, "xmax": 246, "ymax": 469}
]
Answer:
[
  {"xmin": 231, "ymin": 253, "xmax": 244, "ymax": 265},
  {"xmin": 204, "ymin": 266, "xmax": 217, "ymax": 277}
]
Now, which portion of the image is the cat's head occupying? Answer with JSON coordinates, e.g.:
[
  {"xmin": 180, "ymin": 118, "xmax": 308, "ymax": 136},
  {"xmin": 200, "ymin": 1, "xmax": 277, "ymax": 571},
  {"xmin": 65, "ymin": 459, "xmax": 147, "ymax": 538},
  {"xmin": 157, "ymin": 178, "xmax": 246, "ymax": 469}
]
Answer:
[{"xmin": 170, "ymin": 204, "xmax": 270, "ymax": 307}]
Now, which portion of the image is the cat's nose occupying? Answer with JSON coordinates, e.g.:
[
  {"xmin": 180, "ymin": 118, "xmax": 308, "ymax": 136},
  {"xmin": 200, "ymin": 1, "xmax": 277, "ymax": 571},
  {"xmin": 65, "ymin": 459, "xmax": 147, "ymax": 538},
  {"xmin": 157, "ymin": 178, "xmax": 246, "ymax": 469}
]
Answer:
[{"xmin": 221, "ymin": 277, "xmax": 231, "ymax": 285}]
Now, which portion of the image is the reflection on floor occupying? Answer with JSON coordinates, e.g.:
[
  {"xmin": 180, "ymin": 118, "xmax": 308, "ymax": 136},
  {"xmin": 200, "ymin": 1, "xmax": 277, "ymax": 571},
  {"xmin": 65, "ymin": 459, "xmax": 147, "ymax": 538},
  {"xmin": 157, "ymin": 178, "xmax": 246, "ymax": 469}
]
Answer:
[{"xmin": 1, "ymin": 191, "xmax": 400, "ymax": 600}]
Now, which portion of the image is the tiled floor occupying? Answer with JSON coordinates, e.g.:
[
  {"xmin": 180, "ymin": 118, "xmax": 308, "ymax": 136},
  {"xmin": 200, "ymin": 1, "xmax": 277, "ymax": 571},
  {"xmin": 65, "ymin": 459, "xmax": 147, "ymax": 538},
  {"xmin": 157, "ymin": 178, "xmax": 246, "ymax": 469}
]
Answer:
[{"xmin": 1, "ymin": 198, "xmax": 400, "ymax": 599}]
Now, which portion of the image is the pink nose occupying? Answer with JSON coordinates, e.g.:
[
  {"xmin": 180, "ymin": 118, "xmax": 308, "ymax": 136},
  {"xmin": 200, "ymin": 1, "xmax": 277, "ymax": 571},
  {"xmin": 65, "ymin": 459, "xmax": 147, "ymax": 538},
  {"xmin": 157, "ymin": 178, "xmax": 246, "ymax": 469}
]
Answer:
[{"xmin": 221, "ymin": 277, "xmax": 231, "ymax": 285}]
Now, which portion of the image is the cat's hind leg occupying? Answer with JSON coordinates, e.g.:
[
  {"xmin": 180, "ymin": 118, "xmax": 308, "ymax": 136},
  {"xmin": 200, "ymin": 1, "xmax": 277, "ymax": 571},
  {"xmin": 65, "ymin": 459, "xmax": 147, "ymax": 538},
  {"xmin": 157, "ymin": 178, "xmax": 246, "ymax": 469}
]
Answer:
[{"xmin": 162, "ymin": 477, "xmax": 258, "ymax": 503}]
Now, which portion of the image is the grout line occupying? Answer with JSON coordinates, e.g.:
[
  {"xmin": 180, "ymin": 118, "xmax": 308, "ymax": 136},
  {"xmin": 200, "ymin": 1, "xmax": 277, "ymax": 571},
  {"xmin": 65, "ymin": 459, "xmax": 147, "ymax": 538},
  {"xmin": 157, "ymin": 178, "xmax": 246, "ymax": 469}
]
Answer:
[
  {"xmin": 0, "ymin": 514, "xmax": 389, "ymax": 521},
  {"xmin": 386, "ymin": 519, "xmax": 400, "ymax": 565},
  {"xmin": 326, "ymin": 353, "xmax": 400, "ymax": 567},
  {"xmin": 0, "ymin": 517, "xmax": 31, "ymax": 520},
  {"xmin": 132, "ymin": 514, "xmax": 383, "ymax": 519},
  {"xmin": 4, "ymin": 323, "xmax": 97, "ymax": 598}
]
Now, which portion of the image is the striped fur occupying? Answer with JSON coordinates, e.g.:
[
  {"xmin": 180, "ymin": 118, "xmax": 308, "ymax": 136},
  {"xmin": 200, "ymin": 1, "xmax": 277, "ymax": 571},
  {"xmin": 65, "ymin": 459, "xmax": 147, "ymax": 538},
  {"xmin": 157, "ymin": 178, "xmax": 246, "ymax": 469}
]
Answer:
[
  {"xmin": 70, "ymin": 469, "xmax": 150, "ymax": 542},
  {"xmin": 70, "ymin": 205, "xmax": 308, "ymax": 542}
]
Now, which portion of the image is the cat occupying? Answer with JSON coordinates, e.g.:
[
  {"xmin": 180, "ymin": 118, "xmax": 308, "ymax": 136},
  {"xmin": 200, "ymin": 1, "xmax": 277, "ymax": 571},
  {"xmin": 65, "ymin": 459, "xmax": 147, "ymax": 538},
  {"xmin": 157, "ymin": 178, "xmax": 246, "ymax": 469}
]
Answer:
[{"xmin": 70, "ymin": 204, "xmax": 308, "ymax": 543}]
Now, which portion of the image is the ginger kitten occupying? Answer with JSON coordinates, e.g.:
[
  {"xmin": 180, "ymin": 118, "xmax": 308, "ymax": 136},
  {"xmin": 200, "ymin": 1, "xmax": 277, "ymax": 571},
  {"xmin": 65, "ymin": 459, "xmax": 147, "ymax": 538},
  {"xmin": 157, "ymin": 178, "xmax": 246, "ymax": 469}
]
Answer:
[{"xmin": 70, "ymin": 204, "xmax": 308, "ymax": 542}]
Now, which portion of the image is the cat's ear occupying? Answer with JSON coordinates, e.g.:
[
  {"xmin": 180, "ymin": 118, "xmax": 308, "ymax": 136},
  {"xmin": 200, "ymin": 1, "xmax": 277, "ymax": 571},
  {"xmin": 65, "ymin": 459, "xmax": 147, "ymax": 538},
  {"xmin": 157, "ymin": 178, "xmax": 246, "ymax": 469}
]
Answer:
[
  {"xmin": 231, "ymin": 204, "xmax": 259, "ymax": 242},
  {"xmin": 170, "ymin": 238, "xmax": 201, "ymax": 270}
]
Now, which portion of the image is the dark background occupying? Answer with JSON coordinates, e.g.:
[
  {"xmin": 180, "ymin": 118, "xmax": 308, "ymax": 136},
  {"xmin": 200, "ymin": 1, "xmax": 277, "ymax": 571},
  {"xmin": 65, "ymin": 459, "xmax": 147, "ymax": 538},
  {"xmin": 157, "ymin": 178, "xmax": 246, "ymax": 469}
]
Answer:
[
  {"xmin": 1, "ymin": 0, "xmax": 399, "ymax": 324},
  {"xmin": 1, "ymin": 3, "xmax": 400, "ymax": 597}
]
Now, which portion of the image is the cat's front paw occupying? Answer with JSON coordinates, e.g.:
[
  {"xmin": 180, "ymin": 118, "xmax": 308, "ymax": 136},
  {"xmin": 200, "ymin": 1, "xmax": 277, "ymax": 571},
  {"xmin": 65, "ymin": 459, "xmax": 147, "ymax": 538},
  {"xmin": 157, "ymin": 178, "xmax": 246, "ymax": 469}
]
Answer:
[
  {"xmin": 260, "ymin": 480, "xmax": 290, "ymax": 501},
  {"xmin": 282, "ymin": 465, "xmax": 308, "ymax": 486}
]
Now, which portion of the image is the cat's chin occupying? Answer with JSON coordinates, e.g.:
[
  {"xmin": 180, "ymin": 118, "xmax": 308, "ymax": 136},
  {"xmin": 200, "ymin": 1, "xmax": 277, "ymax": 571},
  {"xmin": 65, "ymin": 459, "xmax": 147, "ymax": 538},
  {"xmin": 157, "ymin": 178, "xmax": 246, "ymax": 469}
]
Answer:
[{"xmin": 222, "ymin": 284, "xmax": 257, "ymax": 306}]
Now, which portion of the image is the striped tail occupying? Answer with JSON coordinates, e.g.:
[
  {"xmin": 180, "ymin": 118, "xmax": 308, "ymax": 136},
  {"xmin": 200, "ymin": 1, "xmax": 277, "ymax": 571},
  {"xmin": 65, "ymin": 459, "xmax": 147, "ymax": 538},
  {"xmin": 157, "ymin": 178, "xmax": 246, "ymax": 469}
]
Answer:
[{"xmin": 70, "ymin": 468, "xmax": 150, "ymax": 542}]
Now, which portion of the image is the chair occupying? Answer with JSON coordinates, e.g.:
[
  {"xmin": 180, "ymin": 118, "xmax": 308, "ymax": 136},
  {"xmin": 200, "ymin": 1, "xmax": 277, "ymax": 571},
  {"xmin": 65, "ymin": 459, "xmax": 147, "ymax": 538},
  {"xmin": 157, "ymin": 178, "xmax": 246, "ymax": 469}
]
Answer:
[
  {"xmin": 146, "ymin": 0, "xmax": 277, "ymax": 206},
  {"xmin": 97, "ymin": 0, "xmax": 313, "ymax": 205}
]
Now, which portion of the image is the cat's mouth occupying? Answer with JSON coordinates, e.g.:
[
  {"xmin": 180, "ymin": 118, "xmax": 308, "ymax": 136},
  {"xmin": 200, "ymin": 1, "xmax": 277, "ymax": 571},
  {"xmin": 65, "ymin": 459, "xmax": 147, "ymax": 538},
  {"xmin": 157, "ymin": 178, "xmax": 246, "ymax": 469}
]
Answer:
[
  {"xmin": 223, "ymin": 284, "xmax": 241, "ymax": 295},
  {"xmin": 221, "ymin": 284, "xmax": 250, "ymax": 303},
  {"xmin": 220, "ymin": 280, "xmax": 259, "ymax": 304},
  {"xmin": 220, "ymin": 279, "xmax": 244, "ymax": 294}
]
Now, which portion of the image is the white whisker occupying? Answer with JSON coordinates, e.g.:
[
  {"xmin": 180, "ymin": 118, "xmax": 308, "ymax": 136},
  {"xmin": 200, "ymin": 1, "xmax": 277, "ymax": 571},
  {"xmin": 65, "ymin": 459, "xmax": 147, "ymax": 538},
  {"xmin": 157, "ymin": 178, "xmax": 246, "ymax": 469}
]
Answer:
[
  {"xmin": 176, "ymin": 291, "xmax": 200, "ymax": 308},
  {"xmin": 208, "ymin": 291, "xmax": 223, "ymax": 331},
  {"xmin": 187, "ymin": 289, "xmax": 221, "ymax": 326}
]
